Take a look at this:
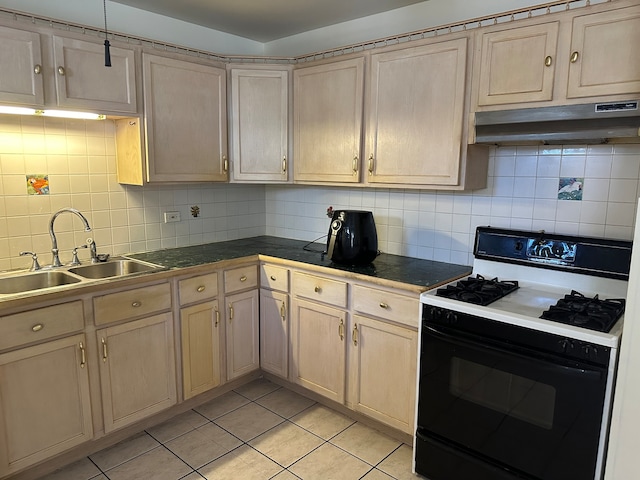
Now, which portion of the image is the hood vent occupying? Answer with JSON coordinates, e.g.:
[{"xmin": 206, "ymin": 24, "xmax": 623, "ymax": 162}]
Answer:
[{"xmin": 474, "ymin": 101, "xmax": 640, "ymax": 145}]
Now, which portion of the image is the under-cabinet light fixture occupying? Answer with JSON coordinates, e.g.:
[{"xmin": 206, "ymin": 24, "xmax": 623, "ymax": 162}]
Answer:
[{"xmin": 0, "ymin": 106, "xmax": 105, "ymax": 120}]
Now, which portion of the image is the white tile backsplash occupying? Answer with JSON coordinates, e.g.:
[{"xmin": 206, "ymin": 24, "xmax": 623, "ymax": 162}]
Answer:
[{"xmin": 1, "ymin": 114, "xmax": 639, "ymax": 271}]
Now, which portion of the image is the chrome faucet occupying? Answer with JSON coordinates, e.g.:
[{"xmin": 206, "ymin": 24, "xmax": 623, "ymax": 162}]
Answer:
[{"xmin": 49, "ymin": 208, "xmax": 95, "ymax": 267}]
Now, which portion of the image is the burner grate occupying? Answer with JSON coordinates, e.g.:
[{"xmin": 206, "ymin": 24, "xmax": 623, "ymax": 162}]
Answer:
[
  {"xmin": 436, "ymin": 275, "xmax": 519, "ymax": 306},
  {"xmin": 540, "ymin": 290, "xmax": 625, "ymax": 332}
]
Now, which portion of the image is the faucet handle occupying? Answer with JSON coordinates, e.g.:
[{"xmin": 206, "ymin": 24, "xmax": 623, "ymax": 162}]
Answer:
[
  {"xmin": 20, "ymin": 251, "xmax": 41, "ymax": 271},
  {"xmin": 69, "ymin": 244, "xmax": 88, "ymax": 266}
]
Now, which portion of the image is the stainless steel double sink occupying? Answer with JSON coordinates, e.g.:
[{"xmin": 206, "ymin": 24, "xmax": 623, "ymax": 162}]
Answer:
[{"xmin": 0, "ymin": 258, "xmax": 165, "ymax": 296}]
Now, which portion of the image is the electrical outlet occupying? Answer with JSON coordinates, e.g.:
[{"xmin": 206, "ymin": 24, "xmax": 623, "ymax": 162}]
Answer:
[{"xmin": 164, "ymin": 211, "xmax": 180, "ymax": 223}]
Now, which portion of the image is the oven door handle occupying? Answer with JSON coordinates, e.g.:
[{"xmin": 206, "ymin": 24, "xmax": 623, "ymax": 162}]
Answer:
[{"xmin": 424, "ymin": 325, "xmax": 606, "ymax": 379}]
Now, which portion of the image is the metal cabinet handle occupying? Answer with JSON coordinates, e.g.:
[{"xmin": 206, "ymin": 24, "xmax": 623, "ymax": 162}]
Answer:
[
  {"xmin": 314, "ymin": 286, "xmax": 321, "ymax": 293},
  {"xmin": 131, "ymin": 301, "xmax": 142, "ymax": 308},
  {"xmin": 352, "ymin": 155, "xmax": 358, "ymax": 174},
  {"xmin": 379, "ymin": 302, "xmax": 389, "ymax": 309},
  {"xmin": 223, "ymin": 155, "xmax": 228, "ymax": 172},
  {"xmin": 544, "ymin": 55, "xmax": 552, "ymax": 67},
  {"xmin": 79, "ymin": 342, "xmax": 86, "ymax": 368},
  {"xmin": 31, "ymin": 323, "xmax": 44, "ymax": 332},
  {"xmin": 240, "ymin": 275, "xmax": 247, "ymax": 282},
  {"xmin": 338, "ymin": 319, "xmax": 344, "ymax": 340},
  {"xmin": 57, "ymin": 66, "xmax": 65, "ymax": 76},
  {"xmin": 352, "ymin": 324, "xmax": 358, "ymax": 346},
  {"xmin": 214, "ymin": 305, "xmax": 219, "ymax": 327},
  {"xmin": 101, "ymin": 337, "xmax": 108, "ymax": 362},
  {"xmin": 270, "ymin": 275, "xmax": 277, "ymax": 281},
  {"xmin": 34, "ymin": 64, "xmax": 42, "ymax": 75},
  {"xmin": 570, "ymin": 51, "xmax": 579, "ymax": 63},
  {"xmin": 282, "ymin": 156, "xmax": 287, "ymax": 174},
  {"xmin": 368, "ymin": 153, "xmax": 374, "ymax": 175},
  {"xmin": 280, "ymin": 301, "xmax": 286, "ymax": 321},
  {"xmin": 229, "ymin": 303, "xmax": 234, "ymax": 321},
  {"xmin": 197, "ymin": 285, "xmax": 206, "ymax": 292}
]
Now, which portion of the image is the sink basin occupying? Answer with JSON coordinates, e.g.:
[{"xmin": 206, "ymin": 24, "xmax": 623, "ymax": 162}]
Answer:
[
  {"xmin": 0, "ymin": 271, "xmax": 82, "ymax": 294},
  {"xmin": 68, "ymin": 258, "xmax": 163, "ymax": 279}
]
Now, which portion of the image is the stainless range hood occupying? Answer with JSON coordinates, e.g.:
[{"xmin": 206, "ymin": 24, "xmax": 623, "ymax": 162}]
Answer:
[{"xmin": 474, "ymin": 100, "xmax": 640, "ymax": 145}]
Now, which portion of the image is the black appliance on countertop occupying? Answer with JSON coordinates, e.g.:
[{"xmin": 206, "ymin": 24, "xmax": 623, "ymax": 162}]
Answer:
[{"xmin": 326, "ymin": 210, "xmax": 378, "ymax": 265}]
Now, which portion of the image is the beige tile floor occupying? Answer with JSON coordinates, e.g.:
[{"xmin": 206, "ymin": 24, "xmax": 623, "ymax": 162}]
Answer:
[{"xmin": 41, "ymin": 379, "xmax": 415, "ymax": 480}]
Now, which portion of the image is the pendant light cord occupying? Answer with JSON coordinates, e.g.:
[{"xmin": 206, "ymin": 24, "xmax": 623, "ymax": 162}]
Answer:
[{"xmin": 103, "ymin": 0, "xmax": 111, "ymax": 67}]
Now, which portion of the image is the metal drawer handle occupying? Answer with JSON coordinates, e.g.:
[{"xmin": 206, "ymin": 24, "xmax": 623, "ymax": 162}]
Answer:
[
  {"xmin": 101, "ymin": 337, "xmax": 108, "ymax": 362},
  {"xmin": 314, "ymin": 286, "xmax": 321, "ymax": 293},
  {"xmin": 214, "ymin": 305, "xmax": 220, "ymax": 326},
  {"xmin": 379, "ymin": 302, "xmax": 389, "ymax": 309},
  {"xmin": 270, "ymin": 275, "xmax": 277, "ymax": 281},
  {"xmin": 197, "ymin": 285, "xmax": 206, "ymax": 292},
  {"xmin": 240, "ymin": 275, "xmax": 247, "ymax": 282},
  {"xmin": 570, "ymin": 51, "xmax": 579, "ymax": 63},
  {"xmin": 352, "ymin": 324, "xmax": 358, "ymax": 346},
  {"xmin": 282, "ymin": 156, "xmax": 287, "ymax": 174},
  {"xmin": 544, "ymin": 55, "xmax": 552, "ymax": 67},
  {"xmin": 31, "ymin": 323, "xmax": 44, "ymax": 332},
  {"xmin": 368, "ymin": 153, "xmax": 374, "ymax": 175},
  {"xmin": 57, "ymin": 66, "xmax": 65, "ymax": 76},
  {"xmin": 352, "ymin": 155, "xmax": 358, "ymax": 174},
  {"xmin": 280, "ymin": 301, "xmax": 286, "ymax": 321},
  {"xmin": 229, "ymin": 303, "xmax": 234, "ymax": 321},
  {"xmin": 34, "ymin": 64, "xmax": 42, "ymax": 75},
  {"xmin": 131, "ymin": 301, "xmax": 142, "ymax": 308},
  {"xmin": 223, "ymin": 155, "xmax": 228, "ymax": 172},
  {"xmin": 79, "ymin": 342, "xmax": 86, "ymax": 368},
  {"xmin": 338, "ymin": 319, "xmax": 344, "ymax": 340}
]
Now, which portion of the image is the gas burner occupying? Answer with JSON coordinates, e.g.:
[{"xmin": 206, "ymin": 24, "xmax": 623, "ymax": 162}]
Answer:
[
  {"xmin": 540, "ymin": 290, "xmax": 625, "ymax": 332},
  {"xmin": 436, "ymin": 274, "xmax": 519, "ymax": 306}
]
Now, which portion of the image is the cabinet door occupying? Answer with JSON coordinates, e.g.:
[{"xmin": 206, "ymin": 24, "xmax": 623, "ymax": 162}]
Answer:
[
  {"xmin": 0, "ymin": 334, "xmax": 92, "ymax": 476},
  {"xmin": 0, "ymin": 26, "xmax": 43, "ymax": 106},
  {"xmin": 567, "ymin": 6, "xmax": 640, "ymax": 99},
  {"xmin": 231, "ymin": 69, "xmax": 289, "ymax": 182},
  {"xmin": 260, "ymin": 289, "xmax": 288, "ymax": 379},
  {"xmin": 52, "ymin": 36, "xmax": 137, "ymax": 113},
  {"xmin": 476, "ymin": 22, "xmax": 559, "ymax": 106},
  {"xmin": 225, "ymin": 289, "xmax": 259, "ymax": 380},
  {"xmin": 366, "ymin": 38, "xmax": 468, "ymax": 186},
  {"xmin": 290, "ymin": 298, "xmax": 346, "ymax": 403},
  {"xmin": 97, "ymin": 313, "xmax": 176, "ymax": 433},
  {"xmin": 181, "ymin": 300, "xmax": 221, "ymax": 400},
  {"xmin": 143, "ymin": 54, "xmax": 228, "ymax": 182},
  {"xmin": 349, "ymin": 315, "xmax": 417, "ymax": 434},
  {"xmin": 293, "ymin": 57, "xmax": 364, "ymax": 183}
]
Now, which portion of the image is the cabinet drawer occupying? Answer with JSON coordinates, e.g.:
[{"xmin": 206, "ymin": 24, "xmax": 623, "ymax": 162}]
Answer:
[
  {"xmin": 293, "ymin": 272, "xmax": 347, "ymax": 308},
  {"xmin": 260, "ymin": 264, "xmax": 289, "ymax": 292},
  {"xmin": 224, "ymin": 265, "xmax": 258, "ymax": 293},
  {"xmin": 179, "ymin": 272, "xmax": 219, "ymax": 305},
  {"xmin": 94, "ymin": 282, "xmax": 171, "ymax": 326},
  {"xmin": 352, "ymin": 284, "xmax": 418, "ymax": 327},
  {"xmin": 0, "ymin": 301, "xmax": 85, "ymax": 350}
]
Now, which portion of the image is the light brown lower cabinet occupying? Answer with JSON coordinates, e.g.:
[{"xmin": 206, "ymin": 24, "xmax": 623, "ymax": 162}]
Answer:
[
  {"xmin": 259, "ymin": 289, "xmax": 289, "ymax": 379},
  {"xmin": 225, "ymin": 289, "xmax": 260, "ymax": 380},
  {"xmin": 349, "ymin": 315, "xmax": 418, "ymax": 434},
  {"xmin": 0, "ymin": 334, "xmax": 92, "ymax": 476},
  {"xmin": 180, "ymin": 300, "xmax": 222, "ymax": 400},
  {"xmin": 97, "ymin": 313, "xmax": 177, "ymax": 433},
  {"xmin": 290, "ymin": 298, "xmax": 347, "ymax": 403}
]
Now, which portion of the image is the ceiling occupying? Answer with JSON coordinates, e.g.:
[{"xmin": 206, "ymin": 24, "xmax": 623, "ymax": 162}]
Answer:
[{"xmin": 109, "ymin": 0, "xmax": 429, "ymax": 42}]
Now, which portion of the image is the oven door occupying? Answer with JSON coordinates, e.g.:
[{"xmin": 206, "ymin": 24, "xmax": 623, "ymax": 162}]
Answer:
[{"xmin": 416, "ymin": 321, "xmax": 609, "ymax": 480}]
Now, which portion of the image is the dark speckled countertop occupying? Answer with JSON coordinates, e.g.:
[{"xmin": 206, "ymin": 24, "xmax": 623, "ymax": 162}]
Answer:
[{"xmin": 128, "ymin": 236, "xmax": 471, "ymax": 290}]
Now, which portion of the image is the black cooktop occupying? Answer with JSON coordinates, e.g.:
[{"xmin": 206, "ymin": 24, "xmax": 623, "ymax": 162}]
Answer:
[
  {"xmin": 435, "ymin": 275, "xmax": 519, "ymax": 306},
  {"xmin": 540, "ymin": 290, "xmax": 625, "ymax": 333}
]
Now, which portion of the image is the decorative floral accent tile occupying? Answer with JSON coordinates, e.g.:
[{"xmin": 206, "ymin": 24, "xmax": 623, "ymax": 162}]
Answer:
[
  {"xmin": 558, "ymin": 177, "xmax": 583, "ymax": 201},
  {"xmin": 26, "ymin": 174, "xmax": 49, "ymax": 195}
]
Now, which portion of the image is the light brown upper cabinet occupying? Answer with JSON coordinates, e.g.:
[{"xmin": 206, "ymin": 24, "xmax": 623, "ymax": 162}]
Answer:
[
  {"xmin": 475, "ymin": 22, "xmax": 559, "ymax": 106},
  {"xmin": 230, "ymin": 67, "xmax": 290, "ymax": 183},
  {"xmin": 52, "ymin": 36, "xmax": 137, "ymax": 114},
  {"xmin": 0, "ymin": 27, "xmax": 137, "ymax": 114},
  {"xmin": 293, "ymin": 57, "xmax": 365, "ymax": 184},
  {"xmin": 567, "ymin": 5, "xmax": 640, "ymax": 99},
  {"xmin": 142, "ymin": 53, "xmax": 228, "ymax": 183},
  {"xmin": 473, "ymin": 3, "xmax": 640, "ymax": 110},
  {"xmin": 365, "ymin": 37, "xmax": 488, "ymax": 189},
  {"xmin": 0, "ymin": 25, "xmax": 44, "ymax": 106}
]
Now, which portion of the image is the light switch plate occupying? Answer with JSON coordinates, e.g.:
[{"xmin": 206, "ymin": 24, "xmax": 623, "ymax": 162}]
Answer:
[{"xmin": 164, "ymin": 211, "xmax": 180, "ymax": 223}]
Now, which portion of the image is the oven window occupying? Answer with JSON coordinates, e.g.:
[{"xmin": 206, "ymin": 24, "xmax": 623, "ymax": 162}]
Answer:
[{"xmin": 450, "ymin": 357, "xmax": 556, "ymax": 430}]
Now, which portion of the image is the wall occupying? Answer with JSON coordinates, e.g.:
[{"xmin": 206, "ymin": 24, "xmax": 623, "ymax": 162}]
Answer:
[
  {"xmin": 0, "ymin": 115, "xmax": 265, "ymax": 271},
  {"xmin": 265, "ymin": 144, "xmax": 640, "ymax": 265}
]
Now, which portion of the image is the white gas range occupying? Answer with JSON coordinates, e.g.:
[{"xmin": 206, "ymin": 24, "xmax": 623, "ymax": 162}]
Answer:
[{"xmin": 415, "ymin": 227, "xmax": 633, "ymax": 480}]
